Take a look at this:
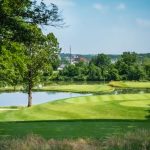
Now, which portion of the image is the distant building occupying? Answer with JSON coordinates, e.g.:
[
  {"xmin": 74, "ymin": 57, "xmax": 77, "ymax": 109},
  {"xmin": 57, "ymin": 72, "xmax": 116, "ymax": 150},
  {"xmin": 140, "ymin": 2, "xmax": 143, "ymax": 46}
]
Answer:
[{"xmin": 72, "ymin": 55, "xmax": 89, "ymax": 64}]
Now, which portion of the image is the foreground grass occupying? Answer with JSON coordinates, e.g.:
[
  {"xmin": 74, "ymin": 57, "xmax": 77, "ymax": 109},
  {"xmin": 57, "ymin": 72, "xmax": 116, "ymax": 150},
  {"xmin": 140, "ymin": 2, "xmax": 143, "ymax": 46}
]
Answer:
[
  {"xmin": 0, "ymin": 94, "xmax": 150, "ymax": 139},
  {"xmin": 109, "ymin": 81, "xmax": 150, "ymax": 88},
  {"xmin": 0, "ymin": 130, "xmax": 150, "ymax": 150}
]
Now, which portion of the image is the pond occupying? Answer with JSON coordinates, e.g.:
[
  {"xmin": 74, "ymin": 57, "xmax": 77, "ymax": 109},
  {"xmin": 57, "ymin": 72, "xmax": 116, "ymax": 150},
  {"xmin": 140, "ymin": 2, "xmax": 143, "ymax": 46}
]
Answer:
[{"xmin": 0, "ymin": 92, "xmax": 90, "ymax": 107}]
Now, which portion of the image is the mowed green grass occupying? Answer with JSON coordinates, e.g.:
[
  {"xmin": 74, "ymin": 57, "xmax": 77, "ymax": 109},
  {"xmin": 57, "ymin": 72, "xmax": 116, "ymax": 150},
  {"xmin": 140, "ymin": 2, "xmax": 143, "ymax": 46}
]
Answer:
[
  {"xmin": 0, "ymin": 94, "xmax": 150, "ymax": 121},
  {"xmin": 0, "ymin": 120, "xmax": 150, "ymax": 139},
  {"xmin": 34, "ymin": 84, "xmax": 114, "ymax": 93},
  {"xmin": 0, "ymin": 94, "xmax": 150, "ymax": 139},
  {"xmin": 1, "ymin": 81, "xmax": 150, "ymax": 93},
  {"xmin": 109, "ymin": 81, "xmax": 150, "ymax": 88},
  {"xmin": 0, "ymin": 84, "xmax": 113, "ymax": 93}
]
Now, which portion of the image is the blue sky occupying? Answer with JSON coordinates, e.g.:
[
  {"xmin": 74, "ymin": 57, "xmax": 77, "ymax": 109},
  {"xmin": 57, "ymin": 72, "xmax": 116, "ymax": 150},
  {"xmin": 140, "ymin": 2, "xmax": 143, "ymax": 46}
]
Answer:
[{"xmin": 41, "ymin": 0, "xmax": 150, "ymax": 54}]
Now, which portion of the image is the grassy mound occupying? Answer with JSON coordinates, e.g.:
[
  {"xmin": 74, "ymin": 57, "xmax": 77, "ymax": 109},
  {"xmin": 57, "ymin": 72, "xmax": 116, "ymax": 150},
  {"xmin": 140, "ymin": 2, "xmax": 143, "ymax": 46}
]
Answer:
[
  {"xmin": 0, "ymin": 94, "xmax": 150, "ymax": 121},
  {"xmin": 0, "ymin": 94, "xmax": 150, "ymax": 139}
]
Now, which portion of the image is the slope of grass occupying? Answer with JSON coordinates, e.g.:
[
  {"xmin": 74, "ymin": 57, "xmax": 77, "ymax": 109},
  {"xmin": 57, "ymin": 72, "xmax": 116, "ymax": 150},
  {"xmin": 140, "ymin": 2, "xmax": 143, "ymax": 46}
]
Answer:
[
  {"xmin": 109, "ymin": 81, "xmax": 150, "ymax": 88},
  {"xmin": 0, "ymin": 94, "xmax": 150, "ymax": 139},
  {"xmin": 0, "ymin": 94, "xmax": 150, "ymax": 121}
]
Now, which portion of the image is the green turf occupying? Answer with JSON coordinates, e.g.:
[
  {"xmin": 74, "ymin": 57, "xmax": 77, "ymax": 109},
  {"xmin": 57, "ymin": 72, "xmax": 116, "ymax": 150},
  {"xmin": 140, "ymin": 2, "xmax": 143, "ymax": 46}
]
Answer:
[
  {"xmin": 109, "ymin": 81, "xmax": 150, "ymax": 88},
  {"xmin": 0, "ymin": 94, "xmax": 150, "ymax": 121},
  {"xmin": 0, "ymin": 120, "xmax": 150, "ymax": 139},
  {"xmin": 0, "ymin": 83, "xmax": 114, "ymax": 93},
  {"xmin": 34, "ymin": 84, "xmax": 114, "ymax": 93},
  {"xmin": 0, "ymin": 94, "xmax": 150, "ymax": 139}
]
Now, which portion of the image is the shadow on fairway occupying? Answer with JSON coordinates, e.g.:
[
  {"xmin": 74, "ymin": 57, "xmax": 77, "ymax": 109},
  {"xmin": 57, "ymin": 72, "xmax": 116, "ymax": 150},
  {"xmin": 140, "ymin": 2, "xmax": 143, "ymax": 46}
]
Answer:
[
  {"xmin": 1, "ymin": 118, "xmax": 150, "ymax": 123},
  {"xmin": 145, "ymin": 105, "xmax": 150, "ymax": 119},
  {"xmin": 0, "ymin": 119, "xmax": 150, "ymax": 139}
]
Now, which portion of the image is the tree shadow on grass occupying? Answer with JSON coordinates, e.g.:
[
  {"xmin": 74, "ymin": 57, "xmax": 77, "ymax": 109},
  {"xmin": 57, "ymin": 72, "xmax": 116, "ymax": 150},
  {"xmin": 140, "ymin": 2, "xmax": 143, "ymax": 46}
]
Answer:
[
  {"xmin": 0, "ymin": 119, "xmax": 150, "ymax": 139},
  {"xmin": 145, "ymin": 105, "xmax": 150, "ymax": 120}
]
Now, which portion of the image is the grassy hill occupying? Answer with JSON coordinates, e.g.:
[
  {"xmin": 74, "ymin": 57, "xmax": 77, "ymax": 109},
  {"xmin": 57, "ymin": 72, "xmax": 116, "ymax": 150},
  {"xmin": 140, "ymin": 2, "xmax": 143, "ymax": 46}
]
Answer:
[
  {"xmin": 0, "ymin": 93, "xmax": 150, "ymax": 139},
  {"xmin": 0, "ymin": 94, "xmax": 150, "ymax": 121}
]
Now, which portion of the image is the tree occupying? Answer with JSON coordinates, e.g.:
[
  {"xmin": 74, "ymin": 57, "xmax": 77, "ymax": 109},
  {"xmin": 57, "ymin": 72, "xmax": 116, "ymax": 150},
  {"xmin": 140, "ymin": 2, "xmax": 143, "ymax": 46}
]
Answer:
[
  {"xmin": 24, "ymin": 32, "xmax": 61, "ymax": 107},
  {"xmin": 143, "ymin": 57, "xmax": 150, "ymax": 80},
  {"xmin": 121, "ymin": 52, "xmax": 138, "ymax": 66},
  {"xmin": 87, "ymin": 63, "xmax": 102, "ymax": 81},
  {"xmin": 0, "ymin": 0, "xmax": 63, "ymax": 107},
  {"xmin": 115, "ymin": 52, "xmax": 140, "ymax": 80},
  {"xmin": 0, "ymin": 41, "xmax": 27, "ymax": 89},
  {"xmin": 107, "ymin": 65, "xmax": 120, "ymax": 81},
  {"xmin": 60, "ymin": 64, "xmax": 79, "ymax": 79},
  {"xmin": 115, "ymin": 60, "xmax": 128, "ymax": 80},
  {"xmin": 90, "ymin": 54, "xmax": 111, "ymax": 77}
]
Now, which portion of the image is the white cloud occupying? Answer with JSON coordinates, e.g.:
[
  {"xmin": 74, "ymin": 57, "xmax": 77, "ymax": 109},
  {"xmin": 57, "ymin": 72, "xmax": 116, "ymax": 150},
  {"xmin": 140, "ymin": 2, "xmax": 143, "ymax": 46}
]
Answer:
[
  {"xmin": 136, "ymin": 18, "xmax": 150, "ymax": 27},
  {"xmin": 116, "ymin": 3, "xmax": 126, "ymax": 10}
]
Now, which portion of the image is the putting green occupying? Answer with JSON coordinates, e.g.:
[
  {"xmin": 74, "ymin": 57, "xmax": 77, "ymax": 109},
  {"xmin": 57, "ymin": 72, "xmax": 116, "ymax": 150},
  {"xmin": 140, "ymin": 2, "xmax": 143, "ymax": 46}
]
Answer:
[{"xmin": 120, "ymin": 100, "xmax": 150, "ymax": 108}]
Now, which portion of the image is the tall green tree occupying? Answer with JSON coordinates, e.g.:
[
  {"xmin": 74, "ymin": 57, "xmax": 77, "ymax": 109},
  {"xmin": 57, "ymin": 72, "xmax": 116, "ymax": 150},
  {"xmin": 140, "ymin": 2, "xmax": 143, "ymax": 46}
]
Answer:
[
  {"xmin": 142, "ymin": 57, "xmax": 150, "ymax": 80},
  {"xmin": 87, "ymin": 63, "xmax": 102, "ymax": 81},
  {"xmin": 115, "ymin": 52, "xmax": 141, "ymax": 80},
  {"xmin": 90, "ymin": 54, "xmax": 111, "ymax": 78},
  {"xmin": 0, "ymin": 0, "xmax": 63, "ymax": 107},
  {"xmin": 24, "ymin": 32, "xmax": 61, "ymax": 107}
]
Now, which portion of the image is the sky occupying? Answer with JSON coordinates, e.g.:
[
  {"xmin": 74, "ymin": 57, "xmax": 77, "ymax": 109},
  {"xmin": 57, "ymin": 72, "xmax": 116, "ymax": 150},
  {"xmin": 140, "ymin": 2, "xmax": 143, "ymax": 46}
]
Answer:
[{"xmin": 40, "ymin": 0, "xmax": 150, "ymax": 54}]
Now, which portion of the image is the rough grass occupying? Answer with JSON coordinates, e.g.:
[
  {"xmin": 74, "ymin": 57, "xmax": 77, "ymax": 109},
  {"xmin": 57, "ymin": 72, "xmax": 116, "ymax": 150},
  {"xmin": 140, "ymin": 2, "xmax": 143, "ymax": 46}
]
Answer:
[
  {"xmin": 0, "ymin": 130, "xmax": 150, "ymax": 150},
  {"xmin": 109, "ymin": 81, "xmax": 150, "ymax": 88}
]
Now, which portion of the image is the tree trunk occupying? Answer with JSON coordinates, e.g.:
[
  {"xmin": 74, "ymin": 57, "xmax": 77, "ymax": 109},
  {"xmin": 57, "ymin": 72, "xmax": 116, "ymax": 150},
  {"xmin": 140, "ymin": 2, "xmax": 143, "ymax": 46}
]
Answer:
[
  {"xmin": 14, "ymin": 86, "xmax": 16, "ymax": 91},
  {"xmin": 28, "ymin": 84, "xmax": 32, "ymax": 107},
  {"xmin": 28, "ymin": 69, "xmax": 32, "ymax": 107}
]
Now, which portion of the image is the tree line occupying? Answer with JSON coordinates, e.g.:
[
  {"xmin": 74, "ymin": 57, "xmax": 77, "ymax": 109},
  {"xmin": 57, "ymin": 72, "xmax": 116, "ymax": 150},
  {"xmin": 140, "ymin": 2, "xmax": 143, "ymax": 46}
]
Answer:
[{"xmin": 51, "ymin": 52, "xmax": 150, "ymax": 82}]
